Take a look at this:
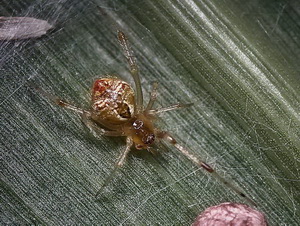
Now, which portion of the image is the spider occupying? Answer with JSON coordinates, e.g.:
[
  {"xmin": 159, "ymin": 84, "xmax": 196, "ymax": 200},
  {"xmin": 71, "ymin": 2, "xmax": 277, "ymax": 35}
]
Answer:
[{"xmin": 36, "ymin": 31, "xmax": 255, "ymax": 206}]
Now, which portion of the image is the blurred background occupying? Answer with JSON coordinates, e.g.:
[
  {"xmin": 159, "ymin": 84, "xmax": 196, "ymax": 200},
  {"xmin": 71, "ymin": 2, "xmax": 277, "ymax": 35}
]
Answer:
[{"xmin": 1, "ymin": 0, "xmax": 300, "ymax": 225}]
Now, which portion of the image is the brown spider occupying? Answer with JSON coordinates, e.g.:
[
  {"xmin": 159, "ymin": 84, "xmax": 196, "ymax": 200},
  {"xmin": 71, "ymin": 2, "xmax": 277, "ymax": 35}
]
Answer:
[{"xmin": 37, "ymin": 31, "xmax": 255, "ymax": 206}]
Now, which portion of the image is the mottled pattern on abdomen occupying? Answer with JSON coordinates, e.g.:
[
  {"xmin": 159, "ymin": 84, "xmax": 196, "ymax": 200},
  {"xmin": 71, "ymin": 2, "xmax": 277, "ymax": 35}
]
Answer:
[{"xmin": 91, "ymin": 78, "xmax": 135, "ymax": 125}]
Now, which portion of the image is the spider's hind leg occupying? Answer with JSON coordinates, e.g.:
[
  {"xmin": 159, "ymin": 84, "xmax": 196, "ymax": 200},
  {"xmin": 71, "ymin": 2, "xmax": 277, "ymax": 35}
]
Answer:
[{"xmin": 32, "ymin": 84, "xmax": 90, "ymax": 115}]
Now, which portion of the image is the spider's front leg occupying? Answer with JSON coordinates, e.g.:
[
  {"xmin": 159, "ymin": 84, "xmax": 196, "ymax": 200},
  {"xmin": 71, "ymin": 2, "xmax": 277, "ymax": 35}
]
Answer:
[
  {"xmin": 95, "ymin": 137, "xmax": 133, "ymax": 199},
  {"xmin": 157, "ymin": 131, "xmax": 256, "ymax": 206}
]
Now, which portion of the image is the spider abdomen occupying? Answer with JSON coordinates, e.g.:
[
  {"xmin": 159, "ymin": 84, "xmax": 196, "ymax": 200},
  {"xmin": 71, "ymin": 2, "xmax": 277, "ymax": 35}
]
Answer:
[{"xmin": 91, "ymin": 78, "xmax": 135, "ymax": 125}]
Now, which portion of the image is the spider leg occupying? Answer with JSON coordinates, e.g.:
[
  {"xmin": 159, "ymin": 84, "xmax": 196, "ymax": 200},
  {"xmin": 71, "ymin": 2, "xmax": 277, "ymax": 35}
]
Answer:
[
  {"xmin": 95, "ymin": 137, "xmax": 133, "ymax": 199},
  {"xmin": 144, "ymin": 81, "xmax": 193, "ymax": 114},
  {"xmin": 34, "ymin": 85, "xmax": 123, "ymax": 136},
  {"xmin": 149, "ymin": 103, "xmax": 193, "ymax": 115},
  {"xmin": 157, "ymin": 131, "xmax": 256, "ymax": 206},
  {"xmin": 117, "ymin": 31, "xmax": 143, "ymax": 113},
  {"xmin": 33, "ymin": 85, "xmax": 91, "ymax": 116},
  {"xmin": 81, "ymin": 112, "xmax": 125, "ymax": 137},
  {"xmin": 145, "ymin": 81, "xmax": 159, "ymax": 111}
]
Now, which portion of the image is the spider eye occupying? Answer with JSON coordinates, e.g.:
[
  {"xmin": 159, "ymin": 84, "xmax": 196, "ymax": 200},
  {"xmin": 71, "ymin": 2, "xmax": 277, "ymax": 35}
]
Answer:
[{"xmin": 143, "ymin": 133, "xmax": 155, "ymax": 145}]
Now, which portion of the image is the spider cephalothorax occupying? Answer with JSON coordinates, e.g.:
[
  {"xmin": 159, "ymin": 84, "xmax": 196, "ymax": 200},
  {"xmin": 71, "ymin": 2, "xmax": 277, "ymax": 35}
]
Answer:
[{"xmin": 127, "ymin": 114, "xmax": 156, "ymax": 150}]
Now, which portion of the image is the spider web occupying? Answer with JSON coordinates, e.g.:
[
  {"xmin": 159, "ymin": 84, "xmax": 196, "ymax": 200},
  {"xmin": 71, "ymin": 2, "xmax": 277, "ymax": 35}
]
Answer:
[{"xmin": 1, "ymin": 0, "xmax": 300, "ymax": 225}]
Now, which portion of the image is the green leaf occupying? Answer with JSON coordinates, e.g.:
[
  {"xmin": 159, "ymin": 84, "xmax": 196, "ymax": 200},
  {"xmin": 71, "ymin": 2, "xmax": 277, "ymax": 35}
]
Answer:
[{"xmin": 1, "ymin": 0, "xmax": 299, "ymax": 225}]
